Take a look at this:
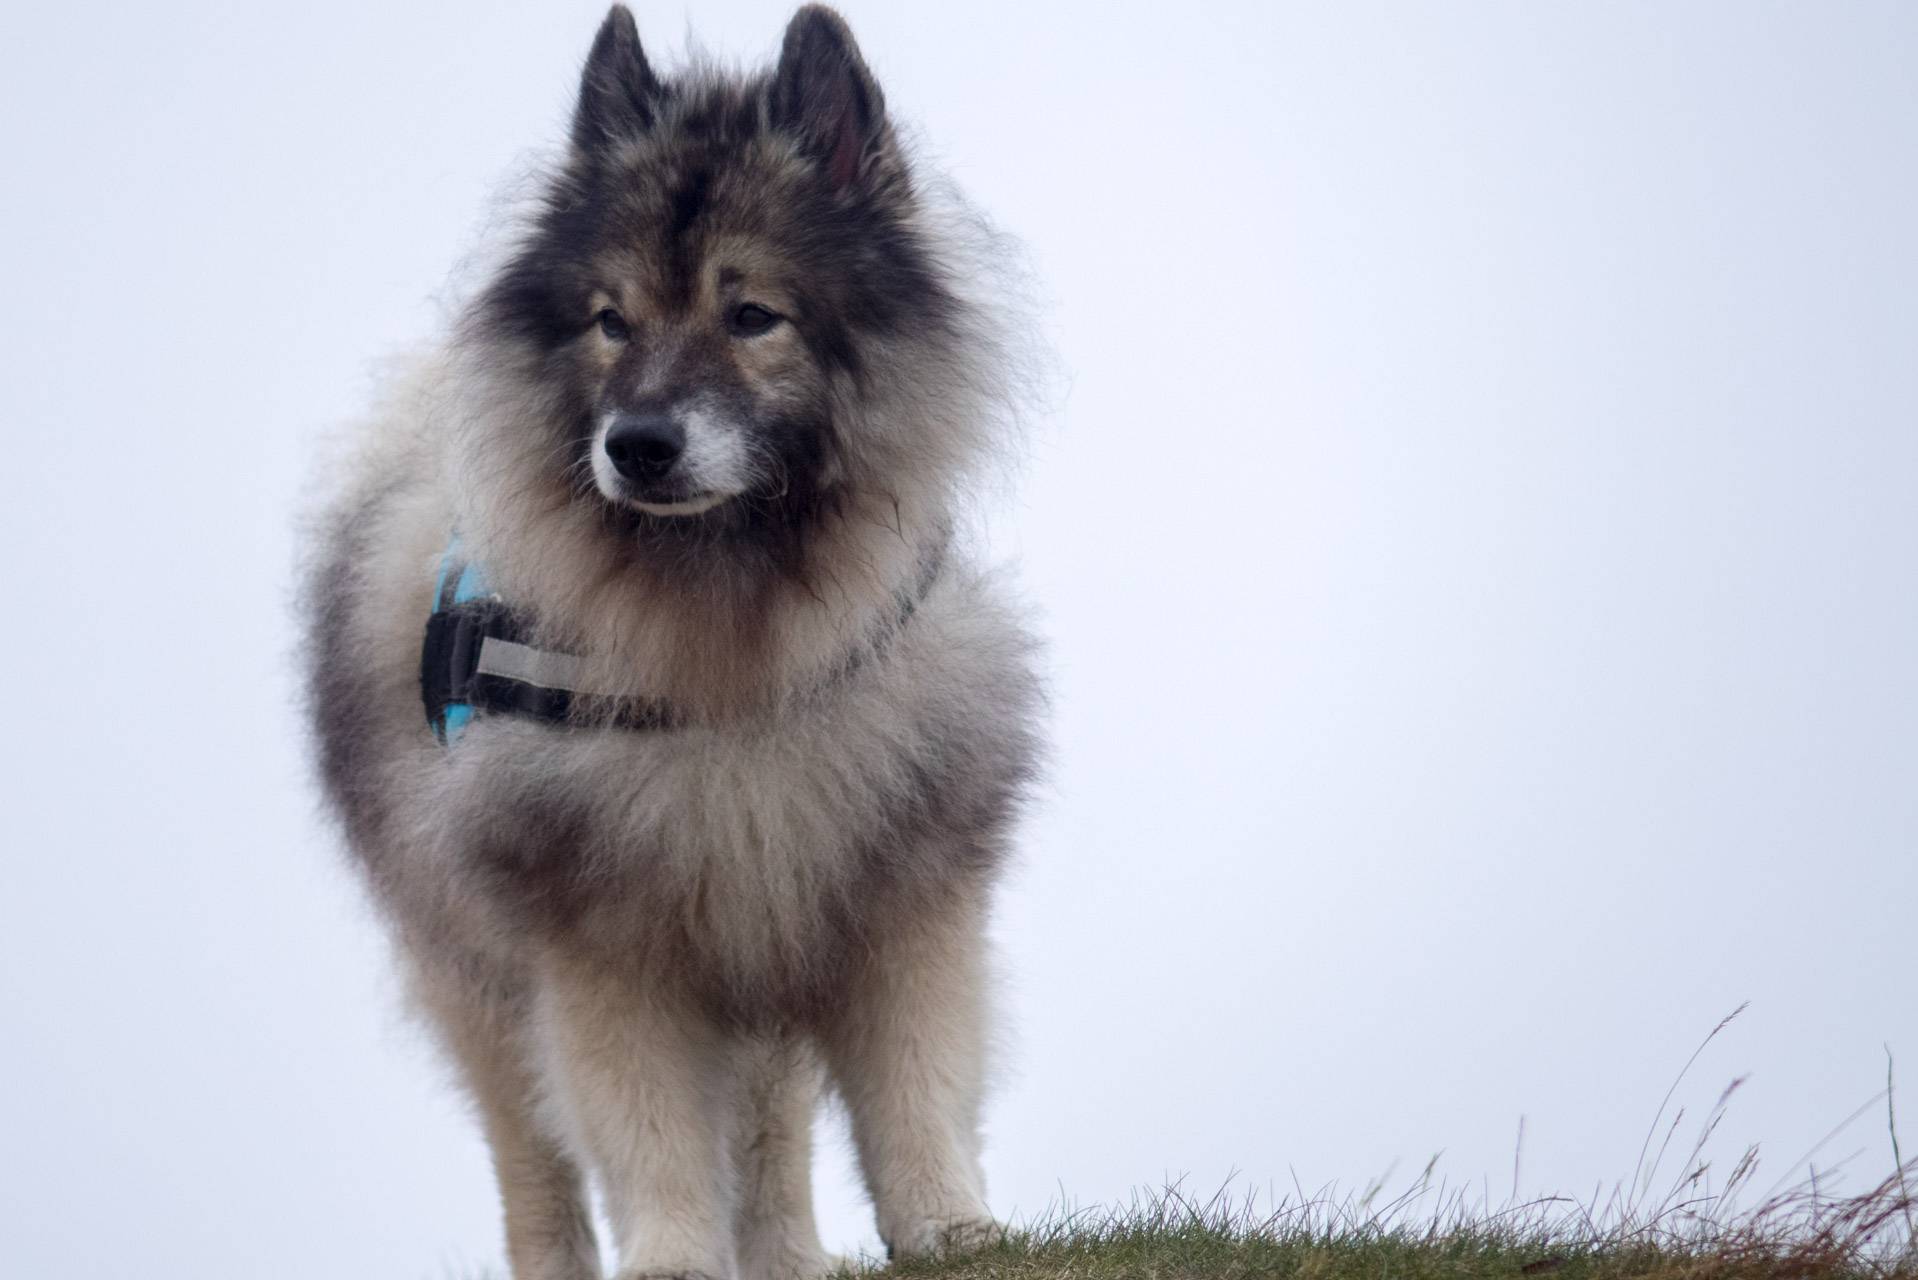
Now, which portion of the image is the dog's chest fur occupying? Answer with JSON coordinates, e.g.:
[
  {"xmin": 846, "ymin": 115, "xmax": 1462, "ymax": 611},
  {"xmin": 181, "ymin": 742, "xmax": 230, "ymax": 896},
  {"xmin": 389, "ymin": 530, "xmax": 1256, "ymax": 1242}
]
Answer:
[{"xmin": 407, "ymin": 580, "xmax": 1028, "ymax": 1024}]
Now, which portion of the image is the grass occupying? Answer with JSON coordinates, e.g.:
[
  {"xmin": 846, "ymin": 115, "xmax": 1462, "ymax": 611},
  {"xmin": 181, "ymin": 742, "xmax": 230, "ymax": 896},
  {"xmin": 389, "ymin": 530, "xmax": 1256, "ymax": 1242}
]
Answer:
[
  {"xmin": 848, "ymin": 1015, "xmax": 1918, "ymax": 1280},
  {"xmin": 847, "ymin": 1164, "xmax": 1916, "ymax": 1280}
]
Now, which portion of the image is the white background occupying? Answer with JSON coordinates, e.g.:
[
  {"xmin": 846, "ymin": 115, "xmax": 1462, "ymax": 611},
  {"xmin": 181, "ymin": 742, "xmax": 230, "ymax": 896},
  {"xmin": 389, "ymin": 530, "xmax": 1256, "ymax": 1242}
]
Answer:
[{"xmin": 1, "ymin": 3, "xmax": 1913, "ymax": 1276}]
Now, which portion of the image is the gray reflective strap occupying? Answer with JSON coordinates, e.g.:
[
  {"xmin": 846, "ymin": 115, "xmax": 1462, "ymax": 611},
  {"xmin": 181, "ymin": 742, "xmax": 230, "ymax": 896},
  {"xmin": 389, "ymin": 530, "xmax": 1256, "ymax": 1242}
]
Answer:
[{"xmin": 475, "ymin": 637, "xmax": 615, "ymax": 697}]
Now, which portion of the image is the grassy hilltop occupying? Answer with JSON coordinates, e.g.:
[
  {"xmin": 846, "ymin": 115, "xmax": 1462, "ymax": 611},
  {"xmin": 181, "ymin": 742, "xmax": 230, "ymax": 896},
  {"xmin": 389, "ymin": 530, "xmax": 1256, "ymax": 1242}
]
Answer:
[
  {"xmin": 847, "ymin": 1018, "xmax": 1916, "ymax": 1280},
  {"xmin": 845, "ymin": 1168, "xmax": 1917, "ymax": 1280}
]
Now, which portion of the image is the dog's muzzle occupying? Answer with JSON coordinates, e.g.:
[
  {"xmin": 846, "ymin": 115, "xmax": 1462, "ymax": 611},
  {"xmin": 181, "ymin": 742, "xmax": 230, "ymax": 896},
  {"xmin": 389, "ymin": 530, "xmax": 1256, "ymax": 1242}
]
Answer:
[{"xmin": 593, "ymin": 409, "xmax": 740, "ymax": 516}]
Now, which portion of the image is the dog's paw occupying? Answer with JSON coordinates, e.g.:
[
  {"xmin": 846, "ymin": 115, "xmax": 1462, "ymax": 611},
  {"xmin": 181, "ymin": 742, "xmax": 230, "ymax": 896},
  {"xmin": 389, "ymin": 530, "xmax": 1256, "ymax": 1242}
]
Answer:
[
  {"xmin": 797, "ymin": 1251, "xmax": 845, "ymax": 1280},
  {"xmin": 886, "ymin": 1216, "xmax": 1000, "ymax": 1259},
  {"xmin": 737, "ymin": 1245, "xmax": 842, "ymax": 1280}
]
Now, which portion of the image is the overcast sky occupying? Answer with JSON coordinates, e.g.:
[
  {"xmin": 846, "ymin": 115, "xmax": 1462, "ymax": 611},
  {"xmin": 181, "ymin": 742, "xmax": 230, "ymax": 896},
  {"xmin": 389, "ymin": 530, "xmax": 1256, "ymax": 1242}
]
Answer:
[{"xmin": 1, "ymin": 3, "xmax": 1913, "ymax": 1277}]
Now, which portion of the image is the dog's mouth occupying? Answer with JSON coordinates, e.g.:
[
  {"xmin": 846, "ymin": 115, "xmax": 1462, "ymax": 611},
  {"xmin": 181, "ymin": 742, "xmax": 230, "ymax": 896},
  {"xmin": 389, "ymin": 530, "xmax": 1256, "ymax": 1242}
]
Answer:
[{"xmin": 628, "ymin": 491, "xmax": 732, "ymax": 517}]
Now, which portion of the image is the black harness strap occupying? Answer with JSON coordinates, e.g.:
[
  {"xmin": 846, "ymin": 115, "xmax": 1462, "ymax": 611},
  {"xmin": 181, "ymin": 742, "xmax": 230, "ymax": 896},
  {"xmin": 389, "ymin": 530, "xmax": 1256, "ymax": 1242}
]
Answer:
[{"xmin": 420, "ymin": 539, "xmax": 943, "ymax": 743}]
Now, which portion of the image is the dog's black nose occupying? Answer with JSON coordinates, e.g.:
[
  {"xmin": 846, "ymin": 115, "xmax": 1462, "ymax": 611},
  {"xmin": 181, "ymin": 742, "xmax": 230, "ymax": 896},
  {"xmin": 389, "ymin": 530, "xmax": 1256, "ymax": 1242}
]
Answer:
[{"xmin": 603, "ymin": 414, "xmax": 686, "ymax": 481}]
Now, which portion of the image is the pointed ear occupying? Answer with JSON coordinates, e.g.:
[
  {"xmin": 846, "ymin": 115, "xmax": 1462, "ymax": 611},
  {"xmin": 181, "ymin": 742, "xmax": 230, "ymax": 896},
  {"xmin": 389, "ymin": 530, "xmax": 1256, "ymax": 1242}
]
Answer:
[
  {"xmin": 571, "ymin": 5, "xmax": 663, "ymax": 158},
  {"xmin": 770, "ymin": 6, "xmax": 890, "ymax": 191}
]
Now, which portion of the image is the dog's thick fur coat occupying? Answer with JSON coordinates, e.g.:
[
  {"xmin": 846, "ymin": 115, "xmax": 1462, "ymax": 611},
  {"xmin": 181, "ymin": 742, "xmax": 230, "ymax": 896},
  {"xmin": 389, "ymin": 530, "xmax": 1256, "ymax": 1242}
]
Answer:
[{"xmin": 302, "ymin": 9, "xmax": 1041, "ymax": 1280}]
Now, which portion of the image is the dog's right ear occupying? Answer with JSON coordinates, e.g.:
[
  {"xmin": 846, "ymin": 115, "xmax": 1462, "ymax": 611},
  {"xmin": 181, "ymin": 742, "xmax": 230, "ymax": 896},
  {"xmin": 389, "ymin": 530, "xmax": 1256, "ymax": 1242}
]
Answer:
[{"xmin": 571, "ymin": 5, "xmax": 662, "ymax": 159}]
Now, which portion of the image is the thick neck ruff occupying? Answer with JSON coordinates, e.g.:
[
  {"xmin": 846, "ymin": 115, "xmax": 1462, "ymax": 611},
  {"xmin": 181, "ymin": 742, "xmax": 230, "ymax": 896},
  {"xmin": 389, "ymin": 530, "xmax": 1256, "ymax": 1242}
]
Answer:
[{"xmin": 420, "ymin": 533, "xmax": 940, "ymax": 744}]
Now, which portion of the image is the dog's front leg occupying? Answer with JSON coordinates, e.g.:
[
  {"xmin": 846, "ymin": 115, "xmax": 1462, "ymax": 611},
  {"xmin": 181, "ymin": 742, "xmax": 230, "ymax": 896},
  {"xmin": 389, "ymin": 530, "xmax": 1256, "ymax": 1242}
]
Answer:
[
  {"xmin": 535, "ymin": 950, "xmax": 737, "ymax": 1280},
  {"xmin": 411, "ymin": 955, "xmax": 602, "ymax": 1280},
  {"xmin": 731, "ymin": 1035, "xmax": 832, "ymax": 1280},
  {"xmin": 824, "ymin": 894, "xmax": 996, "ymax": 1259}
]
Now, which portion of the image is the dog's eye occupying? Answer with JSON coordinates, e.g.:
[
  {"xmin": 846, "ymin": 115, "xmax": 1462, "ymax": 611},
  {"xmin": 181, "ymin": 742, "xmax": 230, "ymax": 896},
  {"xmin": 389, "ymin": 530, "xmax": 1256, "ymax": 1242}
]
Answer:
[
  {"xmin": 597, "ymin": 309, "xmax": 630, "ymax": 341},
  {"xmin": 728, "ymin": 304, "xmax": 781, "ymax": 337}
]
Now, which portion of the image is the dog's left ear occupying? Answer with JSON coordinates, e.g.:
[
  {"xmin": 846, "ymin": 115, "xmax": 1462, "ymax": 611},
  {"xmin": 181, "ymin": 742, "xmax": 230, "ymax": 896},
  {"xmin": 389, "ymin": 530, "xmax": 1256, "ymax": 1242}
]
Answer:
[{"xmin": 770, "ymin": 6, "xmax": 893, "ymax": 191}]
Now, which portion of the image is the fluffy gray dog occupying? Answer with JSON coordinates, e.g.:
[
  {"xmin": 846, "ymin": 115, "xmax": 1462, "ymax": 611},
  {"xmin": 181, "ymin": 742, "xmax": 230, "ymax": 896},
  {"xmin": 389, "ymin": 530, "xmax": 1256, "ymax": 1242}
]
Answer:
[{"xmin": 302, "ymin": 7, "xmax": 1042, "ymax": 1279}]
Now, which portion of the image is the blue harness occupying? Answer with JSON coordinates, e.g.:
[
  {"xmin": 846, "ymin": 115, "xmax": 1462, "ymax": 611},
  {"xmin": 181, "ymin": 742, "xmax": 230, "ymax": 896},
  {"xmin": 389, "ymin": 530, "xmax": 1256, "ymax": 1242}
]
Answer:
[
  {"xmin": 419, "ymin": 536, "xmax": 673, "ymax": 744},
  {"xmin": 423, "ymin": 536, "xmax": 491, "ymax": 742}
]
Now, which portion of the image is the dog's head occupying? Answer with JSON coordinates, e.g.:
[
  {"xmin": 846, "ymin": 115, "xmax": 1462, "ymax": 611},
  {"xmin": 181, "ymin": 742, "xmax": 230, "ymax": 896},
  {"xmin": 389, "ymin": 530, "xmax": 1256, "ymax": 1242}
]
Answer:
[{"xmin": 473, "ymin": 5, "xmax": 957, "ymax": 537}]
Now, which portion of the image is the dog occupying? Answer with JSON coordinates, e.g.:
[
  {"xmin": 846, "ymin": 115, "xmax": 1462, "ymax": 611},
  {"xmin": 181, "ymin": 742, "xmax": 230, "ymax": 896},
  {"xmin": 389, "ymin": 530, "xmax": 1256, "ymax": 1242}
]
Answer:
[{"xmin": 301, "ymin": 7, "xmax": 1041, "ymax": 1280}]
